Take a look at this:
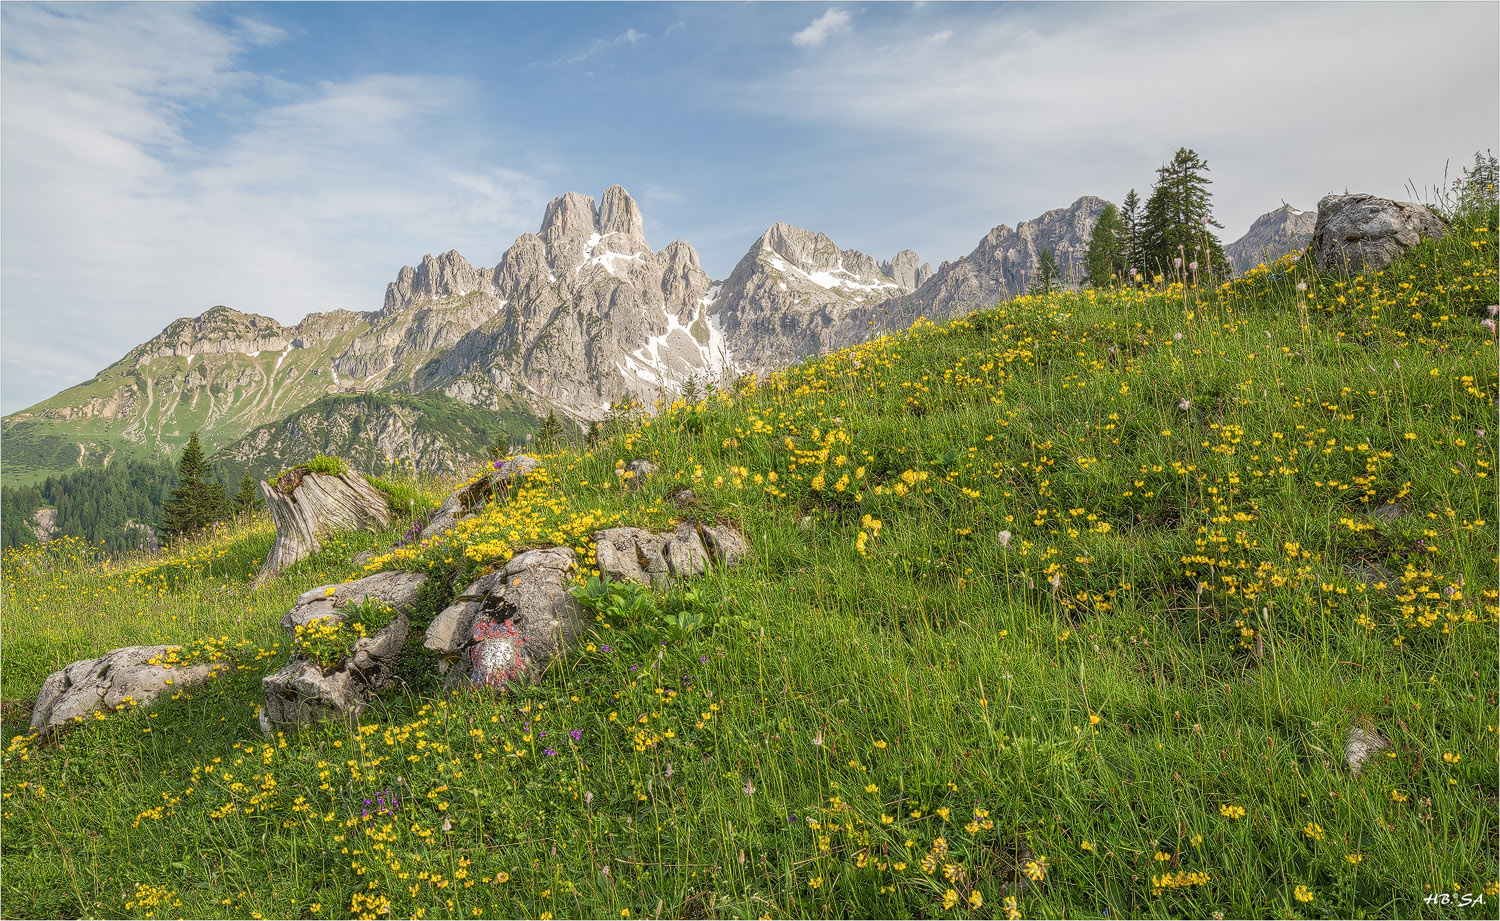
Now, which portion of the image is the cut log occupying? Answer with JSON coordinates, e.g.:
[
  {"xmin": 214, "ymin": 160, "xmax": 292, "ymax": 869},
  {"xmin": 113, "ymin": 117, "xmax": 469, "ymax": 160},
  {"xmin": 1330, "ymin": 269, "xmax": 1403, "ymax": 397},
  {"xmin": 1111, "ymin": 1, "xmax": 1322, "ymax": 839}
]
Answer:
[{"xmin": 254, "ymin": 468, "xmax": 391, "ymax": 586}]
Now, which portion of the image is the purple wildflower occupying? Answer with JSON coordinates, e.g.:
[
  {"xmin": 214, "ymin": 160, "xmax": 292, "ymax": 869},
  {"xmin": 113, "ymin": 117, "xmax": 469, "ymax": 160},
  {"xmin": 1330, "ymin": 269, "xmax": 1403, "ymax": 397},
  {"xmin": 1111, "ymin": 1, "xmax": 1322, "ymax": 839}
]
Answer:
[
  {"xmin": 570, "ymin": 729, "xmax": 583, "ymax": 742},
  {"xmin": 544, "ymin": 748, "xmax": 558, "ymax": 757}
]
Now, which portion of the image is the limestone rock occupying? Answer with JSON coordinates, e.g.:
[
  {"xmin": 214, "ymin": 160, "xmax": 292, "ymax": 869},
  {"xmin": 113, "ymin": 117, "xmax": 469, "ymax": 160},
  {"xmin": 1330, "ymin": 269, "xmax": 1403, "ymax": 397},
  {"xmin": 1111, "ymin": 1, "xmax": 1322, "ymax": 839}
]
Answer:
[
  {"xmin": 425, "ymin": 572, "xmax": 506, "ymax": 666},
  {"xmin": 1345, "ymin": 722, "xmax": 1392, "ymax": 776},
  {"xmin": 259, "ymin": 614, "xmax": 410, "ymax": 732},
  {"xmin": 280, "ymin": 570, "xmax": 428, "ymax": 636},
  {"xmin": 1311, "ymin": 194, "xmax": 1448, "ymax": 274},
  {"xmin": 626, "ymin": 458, "xmax": 659, "ymax": 490},
  {"xmin": 435, "ymin": 547, "xmax": 581, "ymax": 689},
  {"xmin": 30, "ymin": 645, "xmax": 228, "ymax": 732},
  {"xmin": 699, "ymin": 522, "xmax": 750, "ymax": 567},
  {"xmin": 593, "ymin": 521, "xmax": 748, "ymax": 585},
  {"xmin": 593, "ymin": 526, "xmax": 670, "ymax": 585},
  {"xmin": 661, "ymin": 522, "xmax": 709, "ymax": 578},
  {"xmin": 255, "ymin": 467, "xmax": 392, "ymax": 585}
]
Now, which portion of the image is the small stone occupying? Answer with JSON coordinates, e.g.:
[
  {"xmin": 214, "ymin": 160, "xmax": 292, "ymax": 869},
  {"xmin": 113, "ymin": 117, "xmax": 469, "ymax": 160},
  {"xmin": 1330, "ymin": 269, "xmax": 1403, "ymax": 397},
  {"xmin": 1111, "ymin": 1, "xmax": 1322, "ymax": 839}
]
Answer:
[
  {"xmin": 1371, "ymin": 502, "xmax": 1404, "ymax": 523},
  {"xmin": 1345, "ymin": 723, "xmax": 1392, "ymax": 776},
  {"xmin": 626, "ymin": 459, "xmax": 659, "ymax": 490}
]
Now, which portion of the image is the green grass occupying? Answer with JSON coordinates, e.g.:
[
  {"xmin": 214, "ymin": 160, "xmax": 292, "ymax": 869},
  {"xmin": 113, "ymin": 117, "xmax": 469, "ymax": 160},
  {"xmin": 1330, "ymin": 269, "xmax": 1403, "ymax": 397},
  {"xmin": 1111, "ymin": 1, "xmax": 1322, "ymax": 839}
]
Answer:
[{"xmin": 1, "ymin": 209, "xmax": 1495, "ymax": 920}]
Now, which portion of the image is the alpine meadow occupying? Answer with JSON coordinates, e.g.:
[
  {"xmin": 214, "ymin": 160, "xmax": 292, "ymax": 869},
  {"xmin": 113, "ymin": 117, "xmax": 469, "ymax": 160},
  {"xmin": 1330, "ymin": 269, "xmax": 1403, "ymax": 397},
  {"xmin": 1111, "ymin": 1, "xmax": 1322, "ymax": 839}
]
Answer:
[{"xmin": 2, "ymin": 4, "xmax": 1498, "ymax": 921}]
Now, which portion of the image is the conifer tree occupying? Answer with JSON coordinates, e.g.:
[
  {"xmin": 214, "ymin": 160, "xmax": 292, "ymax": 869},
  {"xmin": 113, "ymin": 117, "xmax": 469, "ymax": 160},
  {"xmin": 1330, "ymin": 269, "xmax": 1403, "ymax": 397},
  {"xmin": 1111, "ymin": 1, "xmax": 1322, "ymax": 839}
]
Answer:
[
  {"xmin": 536, "ymin": 411, "xmax": 565, "ymax": 452},
  {"xmin": 232, "ymin": 470, "xmax": 260, "ymax": 517},
  {"xmin": 161, "ymin": 432, "xmax": 227, "ymax": 536},
  {"xmin": 1085, "ymin": 203, "xmax": 1126, "ymax": 287},
  {"xmin": 1029, "ymin": 248, "xmax": 1061, "ymax": 295},
  {"xmin": 1120, "ymin": 189, "xmax": 1144, "ymax": 282},
  {"xmin": 1139, "ymin": 148, "xmax": 1230, "ymax": 282}
]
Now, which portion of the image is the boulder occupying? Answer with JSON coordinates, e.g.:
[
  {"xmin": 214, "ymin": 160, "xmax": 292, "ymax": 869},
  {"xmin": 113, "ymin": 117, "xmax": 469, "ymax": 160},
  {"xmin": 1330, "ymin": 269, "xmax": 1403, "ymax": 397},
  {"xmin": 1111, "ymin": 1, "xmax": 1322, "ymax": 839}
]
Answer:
[
  {"xmin": 593, "ymin": 526, "xmax": 671, "ymax": 585},
  {"xmin": 426, "ymin": 547, "xmax": 581, "ymax": 689},
  {"xmin": 593, "ymin": 521, "xmax": 749, "ymax": 584},
  {"xmin": 30, "ymin": 645, "xmax": 229, "ymax": 733},
  {"xmin": 1311, "ymin": 194, "xmax": 1448, "ymax": 274},
  {"xmin": 419, "ymin": 455, "xmax": 540, "ymax": 541},
  {"xmin": 255, "ymin": 467, "xmax": 391, "ymax": 586},
  {"xmin": 260, "ymin": 614, "xmax": 410, "ymax": 733},
  {"xmin": 280, "ymin": 570, "xmax": 428, "ymax": 636}
]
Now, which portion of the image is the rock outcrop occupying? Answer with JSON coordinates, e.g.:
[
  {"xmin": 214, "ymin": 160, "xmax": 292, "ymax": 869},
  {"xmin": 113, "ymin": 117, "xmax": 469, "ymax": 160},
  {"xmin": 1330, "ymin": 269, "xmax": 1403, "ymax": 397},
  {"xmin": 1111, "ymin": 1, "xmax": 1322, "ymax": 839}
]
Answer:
[
  {"xmin": 424, "ymin": 547, "xmax": 580, "ymax": 688},
  {"xmin": 593, "ymin": 521, "xmax": 749, "ymax": 586},
  {"xmin": 258, "ymin": 571, "xmax": 428, "ymax": 732},
  {"xmin": 1226, "ymin": 204, "xmax": 1317, "ymax": 272},
  {"xmin": 30, "ymin": 646, "xmax": 229, "ymax": 733},
  {"xmin": 1310, "ymin": 194, "xmax": 1448, "ymax": 274}
]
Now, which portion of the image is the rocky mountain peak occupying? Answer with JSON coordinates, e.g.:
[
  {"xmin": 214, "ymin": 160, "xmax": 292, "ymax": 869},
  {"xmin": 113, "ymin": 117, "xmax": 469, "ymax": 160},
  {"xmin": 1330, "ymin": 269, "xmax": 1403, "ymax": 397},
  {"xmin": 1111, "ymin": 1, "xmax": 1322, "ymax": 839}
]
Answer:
[
  {"xmin": 598, "ymin": 185, "xmax": 645, "ymax": 238},
  {"xmin": 1226, "ymin": 204, "xmax": 1317, "ymax": 271},
  {"xmin": 382, "ymin": 249, "xmax": 495, "ymax": 315},
  {"xmin": 540, "ymin": 191, "xmax": 600, "ymax": 244},
  {"xmin": 881, "ymin": 250, "xmax": 933, "ymax": 292}
]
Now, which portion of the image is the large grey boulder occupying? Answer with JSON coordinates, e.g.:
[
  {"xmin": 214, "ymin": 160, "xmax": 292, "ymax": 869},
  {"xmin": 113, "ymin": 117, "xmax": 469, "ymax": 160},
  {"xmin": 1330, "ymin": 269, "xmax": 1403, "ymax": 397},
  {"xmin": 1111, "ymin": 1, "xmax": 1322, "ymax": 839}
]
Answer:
[
  {"xmin": 280, "ymin": 570, "xmax": 428, "ymax": 636},
  {"xmin": 425, "ymin": 547, "xmax": 580, "ymax": 688},
  {"xmin": 1311, "ymin": 193, "xmax": 1448, "ymax": 274},
  {"xmin": 260, "ymin": 568, "xmax": 429, "ymax": 732},
  {"xmin": 260, "ymin": 614, "xmax": 410, "ymax": 733},
  {"xmin": 419, "ymin": 455, "xmax": 540, "ymax": 541},
  {"xmin": 31, "ymin": 645, "xmax": 229, "ymax": 733}
]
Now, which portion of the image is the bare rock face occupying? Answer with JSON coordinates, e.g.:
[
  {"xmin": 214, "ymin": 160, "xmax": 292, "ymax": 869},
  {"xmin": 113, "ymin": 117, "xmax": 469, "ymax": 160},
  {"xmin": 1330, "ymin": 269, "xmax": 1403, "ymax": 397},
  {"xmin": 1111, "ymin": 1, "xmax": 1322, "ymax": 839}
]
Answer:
[
  {"xmin": 592, "ymin": 521, "xmax": 748, "ymax": 585},
  {"xmin": 30, "ymin": 646, "xmax": 229, "ymax": 733},
  {"xmin": 259, "ymin": 614, "xmax": 410, "ymax": 733},
  {"xmin": 419, "ymin": 455, "xmax": 541, "ymax": 540},
  {"xmin": 1226, "ymin": 204, "xmax": 1317, "ymax": 272},
  {"xmin": 255, "ymin": 467, "xmax": 392, "ymax": 585},
  {"xmin": 881, "ymin": 250, "xmax": 933, "ymax": 292},
  {"xmin": 279, "ymin": 570, "xmax": 428, "ymax": 636},
  {"xmin": 1311, "ymin": 194, "xmax": 1448, "ymax": 274},
  {"xmin": 424, "ymin": 547, "xmax": 580, "ymax": 688}
]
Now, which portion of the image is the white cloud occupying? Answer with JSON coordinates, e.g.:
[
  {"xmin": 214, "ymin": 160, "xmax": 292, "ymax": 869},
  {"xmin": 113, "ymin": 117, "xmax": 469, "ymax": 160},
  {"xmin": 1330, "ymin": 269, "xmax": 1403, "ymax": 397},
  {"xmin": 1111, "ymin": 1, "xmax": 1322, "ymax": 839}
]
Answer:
[
  {"xmin": 1, "ymin": 5, "xmax": 545, "ymax": 413},
  {"xmin": 564, "ymin": 27, "xmax": 648, "ymax": 64},
  {"xmin": 792, "ymin": 9, "xmax": 851, "ymax": 47},
  {"xmin": 749, "ymin": 4, "xmax": 1497, "ymax": 246}
]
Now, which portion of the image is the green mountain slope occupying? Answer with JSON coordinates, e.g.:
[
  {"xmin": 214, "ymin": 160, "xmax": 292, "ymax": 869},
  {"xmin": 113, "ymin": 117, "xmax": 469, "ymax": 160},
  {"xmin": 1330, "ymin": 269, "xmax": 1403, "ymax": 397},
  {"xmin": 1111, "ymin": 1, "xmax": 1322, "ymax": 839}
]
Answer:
[{"xmin": 211, "ymin": 390, "xmax": 543, "ymax": 485}]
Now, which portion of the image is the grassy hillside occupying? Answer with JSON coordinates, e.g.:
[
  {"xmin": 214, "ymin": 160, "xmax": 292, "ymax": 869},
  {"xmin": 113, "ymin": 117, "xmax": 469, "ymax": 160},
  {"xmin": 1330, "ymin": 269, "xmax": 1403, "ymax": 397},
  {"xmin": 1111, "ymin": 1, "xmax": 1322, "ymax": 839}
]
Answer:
[{"xmin": 1, "ymin": 208, "xmax": 1495, "ymax": 920}]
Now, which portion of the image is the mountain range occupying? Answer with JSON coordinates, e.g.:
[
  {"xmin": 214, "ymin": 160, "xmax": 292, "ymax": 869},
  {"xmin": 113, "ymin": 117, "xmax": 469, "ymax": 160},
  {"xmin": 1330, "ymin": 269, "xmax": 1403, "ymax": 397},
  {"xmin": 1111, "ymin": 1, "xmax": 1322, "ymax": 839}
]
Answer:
[{"xmin": 1, "ymin": 186, "xmax": 1307, "ymax": 489}]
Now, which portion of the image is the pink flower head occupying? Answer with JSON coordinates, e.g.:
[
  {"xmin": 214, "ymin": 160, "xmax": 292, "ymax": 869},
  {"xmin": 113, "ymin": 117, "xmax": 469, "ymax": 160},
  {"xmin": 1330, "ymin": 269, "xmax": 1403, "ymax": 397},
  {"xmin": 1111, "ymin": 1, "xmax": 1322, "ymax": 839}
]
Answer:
[
  {"xmin": 1173, "ymin": 257, "xmax": 1183, "ymax": 269},
  {"xmin": 1188, "ymin": 261, "xmax": 1198, "ymax": 272}
]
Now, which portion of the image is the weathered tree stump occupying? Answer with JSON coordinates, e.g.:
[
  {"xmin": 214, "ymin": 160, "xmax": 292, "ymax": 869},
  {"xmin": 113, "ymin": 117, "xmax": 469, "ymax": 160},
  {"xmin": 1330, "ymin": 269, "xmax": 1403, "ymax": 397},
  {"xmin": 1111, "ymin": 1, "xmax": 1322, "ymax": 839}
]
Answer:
[{"xmin": 254, "ymin": 466, "xmax": 391, "ymax": 586}]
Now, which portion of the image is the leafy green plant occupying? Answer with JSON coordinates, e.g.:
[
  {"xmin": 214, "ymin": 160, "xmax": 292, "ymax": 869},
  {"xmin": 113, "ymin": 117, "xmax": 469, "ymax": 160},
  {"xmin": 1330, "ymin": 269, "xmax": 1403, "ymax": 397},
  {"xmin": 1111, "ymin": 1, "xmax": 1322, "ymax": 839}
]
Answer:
[{"xmin": 292, "ymin": 595, "xmax": 398, "ymax": 669}]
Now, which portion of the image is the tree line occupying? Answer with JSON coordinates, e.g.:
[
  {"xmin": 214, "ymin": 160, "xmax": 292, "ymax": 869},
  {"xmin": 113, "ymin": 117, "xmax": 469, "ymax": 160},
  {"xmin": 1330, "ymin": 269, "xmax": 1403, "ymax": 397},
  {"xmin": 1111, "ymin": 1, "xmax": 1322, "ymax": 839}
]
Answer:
[{"xmin": 1, "ymin": 432, "xmax": 260, "ymax": 552}]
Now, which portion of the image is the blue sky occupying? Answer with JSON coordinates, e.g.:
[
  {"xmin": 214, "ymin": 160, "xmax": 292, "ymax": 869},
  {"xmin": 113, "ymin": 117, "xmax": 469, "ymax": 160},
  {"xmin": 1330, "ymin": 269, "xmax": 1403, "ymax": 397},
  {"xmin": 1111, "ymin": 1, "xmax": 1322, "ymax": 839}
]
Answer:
[{"xmin": 3, "ymin": 1, "xmax": 1496, "ymax": 413}]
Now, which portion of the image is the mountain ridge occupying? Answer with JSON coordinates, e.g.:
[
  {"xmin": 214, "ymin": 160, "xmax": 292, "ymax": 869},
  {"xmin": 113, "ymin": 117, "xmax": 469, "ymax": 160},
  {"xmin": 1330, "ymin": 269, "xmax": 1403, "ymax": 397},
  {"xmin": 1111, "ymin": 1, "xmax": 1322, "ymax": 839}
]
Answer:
[{"xmin": 4, "ymin": 185, "xmax": 1111, "ymax": 485}]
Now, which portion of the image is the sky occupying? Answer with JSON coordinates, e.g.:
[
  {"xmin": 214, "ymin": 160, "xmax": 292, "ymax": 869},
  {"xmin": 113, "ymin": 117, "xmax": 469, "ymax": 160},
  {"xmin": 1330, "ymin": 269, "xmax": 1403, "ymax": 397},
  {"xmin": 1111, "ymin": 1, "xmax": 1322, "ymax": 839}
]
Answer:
[{"xmin": 2, "ymin": 1, "xmax": 1496, "ymax": 413}]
